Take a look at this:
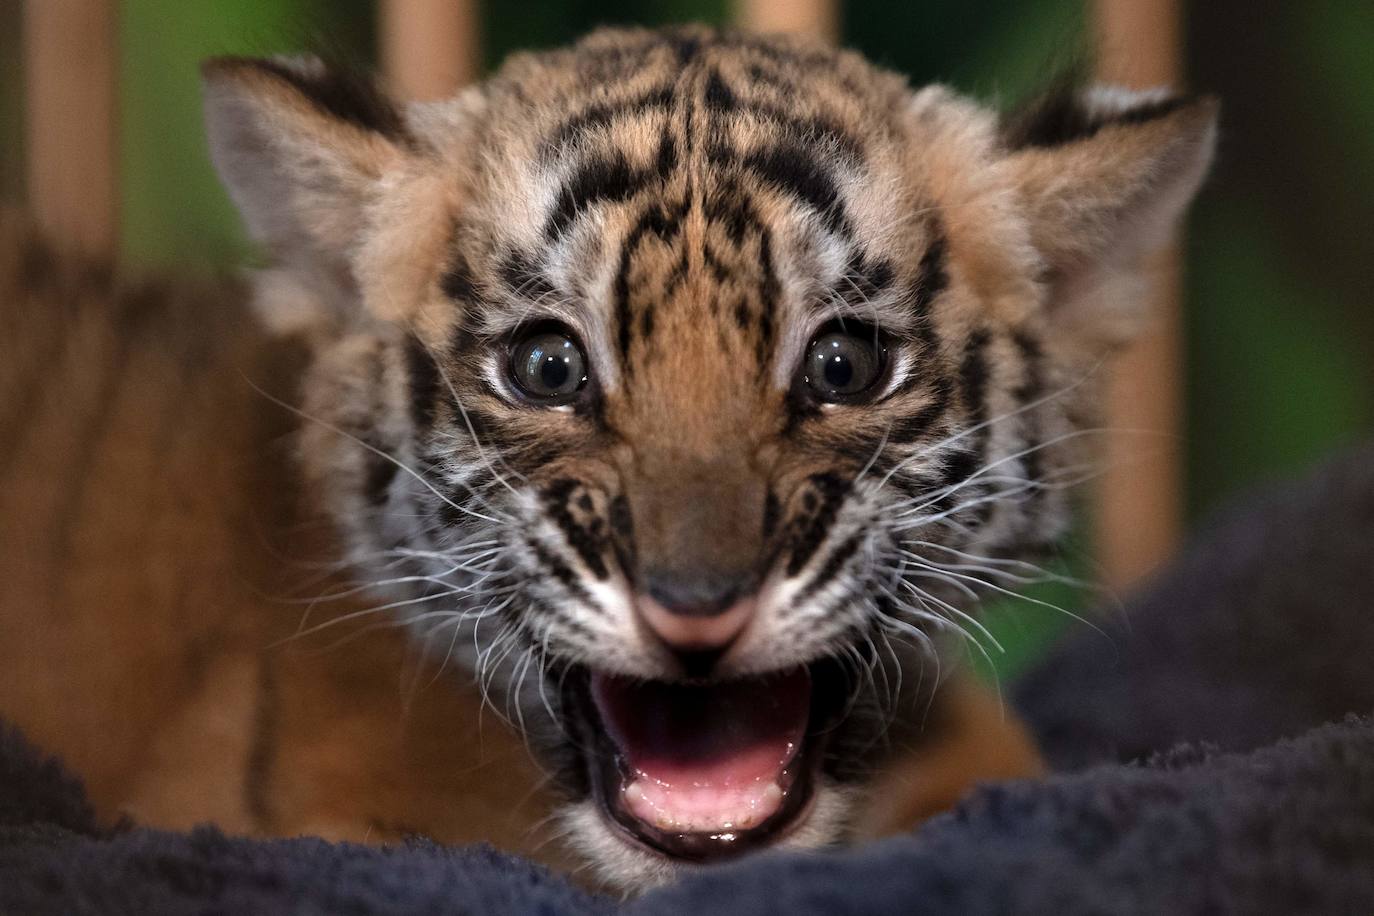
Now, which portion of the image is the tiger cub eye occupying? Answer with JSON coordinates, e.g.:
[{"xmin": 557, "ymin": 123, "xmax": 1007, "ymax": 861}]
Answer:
[
  {"xmin": 803, "ymin": 329, "xmax": 884, "ymax": 401},
  {"xmin": 510, "ymin": 329, "xmax": 587, "ymax": 404}
]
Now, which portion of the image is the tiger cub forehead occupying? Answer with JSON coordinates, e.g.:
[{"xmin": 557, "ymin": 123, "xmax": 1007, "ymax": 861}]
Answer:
[{"xmin": 426, "ymin": 26, "xmax": 1009, "ymax": 391}]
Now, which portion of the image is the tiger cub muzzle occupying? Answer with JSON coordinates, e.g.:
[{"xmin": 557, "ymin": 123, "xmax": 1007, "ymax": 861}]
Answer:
[
  {"xmin": 622, "ymin": 457, "xmax": 768, "ymax": 673},
  {"xmin": 548, "ymin": 455, "xmax": 853, "ymax": 861}
]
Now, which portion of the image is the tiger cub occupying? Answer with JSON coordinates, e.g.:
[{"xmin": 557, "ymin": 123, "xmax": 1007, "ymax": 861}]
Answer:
[{"xmin": 199, "ymin": 24, "xmax": 1214, "ymax": 891}]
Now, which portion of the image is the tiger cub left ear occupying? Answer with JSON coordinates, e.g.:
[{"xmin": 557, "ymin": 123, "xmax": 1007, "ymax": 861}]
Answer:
[
  {"xmin": 1004, "ymin": 86, "xmax": 1218, "ymax": 347},
  {"xmin": 201, "ymin": 55, "xmax": 414, "ymax": 276}
]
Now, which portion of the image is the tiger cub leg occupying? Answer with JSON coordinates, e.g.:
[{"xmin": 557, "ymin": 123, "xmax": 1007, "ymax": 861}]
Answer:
[{"xmin": 855, "ymin": 674, "xmax": 1046, "ymax": 838}]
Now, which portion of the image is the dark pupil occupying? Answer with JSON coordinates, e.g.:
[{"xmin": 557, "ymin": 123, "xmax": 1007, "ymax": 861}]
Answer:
[
  {"xmin": 806, "ymin": 331, "xmax": 880, "ymax": 399},
  {"xmin": 517, "ymin": 333, "xmax": 583, "ymax": 399},
  {"xmin": 539, "ymin": 351, "xmax": 570, "ymax": 390},
  {"xmin": 823, "ymin": 351, "xmax": 853, "ymax": 389}
]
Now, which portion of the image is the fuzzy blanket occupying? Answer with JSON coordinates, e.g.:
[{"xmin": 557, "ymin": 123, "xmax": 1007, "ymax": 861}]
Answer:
[{"xmin": 4, "ymin": 443, "xmax": 1373, "ymax": 914}]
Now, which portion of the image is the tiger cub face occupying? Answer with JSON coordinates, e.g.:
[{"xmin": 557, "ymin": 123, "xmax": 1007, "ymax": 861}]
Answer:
[{"xmin": 203, "ymin": 26, "xmax": 1214, "ymax": 891}]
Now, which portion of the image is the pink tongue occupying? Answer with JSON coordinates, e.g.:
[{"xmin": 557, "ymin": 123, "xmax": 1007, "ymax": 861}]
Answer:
[{"xmin": 590, "ymin": 669, "xmax": 811, "ymax": 832}]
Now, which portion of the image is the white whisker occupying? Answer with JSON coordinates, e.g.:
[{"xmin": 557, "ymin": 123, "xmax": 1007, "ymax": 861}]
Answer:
[{"xmin": 244, "ymin": 377, "xmax": 504, "ymax": 525}]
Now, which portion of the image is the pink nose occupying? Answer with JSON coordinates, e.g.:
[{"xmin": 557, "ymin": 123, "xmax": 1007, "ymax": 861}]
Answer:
[{"xmin": 635, "ymin": 593, "xmax": 757, "ymax": 655}]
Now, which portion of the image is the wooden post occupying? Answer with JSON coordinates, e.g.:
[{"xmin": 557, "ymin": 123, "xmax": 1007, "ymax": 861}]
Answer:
[
  {"xmin": 735, "ymin": 0, "xmax": 839, "ymax": 42},
  {"xmin": 379, "ymin": 0, "xmax": 480, "ymax": 102},
  {"xmin": 23, "ymin": 0, "xmax": 119, "ymax": 255},
  {"xmin": 1093, "ymin": 0, "xmax": 1185, "ymax": 589}
]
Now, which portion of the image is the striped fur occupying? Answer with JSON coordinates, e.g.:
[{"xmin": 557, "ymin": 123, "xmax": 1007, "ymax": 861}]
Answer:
[
  {"xmin": 203, "ymin": 26, "xmax": 1216, "ymax": 890},
  {"xmin": 0, "ymin": 212, "xmax": 573, "ymax": 862}
]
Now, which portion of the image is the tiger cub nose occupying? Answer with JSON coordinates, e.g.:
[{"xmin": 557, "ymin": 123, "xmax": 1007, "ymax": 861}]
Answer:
[{"xmin": 637, "ymin": 570, "xmax": 757, "ymax": 677}]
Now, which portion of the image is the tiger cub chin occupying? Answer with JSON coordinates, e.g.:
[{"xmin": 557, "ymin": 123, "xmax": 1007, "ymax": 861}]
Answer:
[{"xmin": 201, "ymin": 25, "xmax": 1215, "ymax": 892}]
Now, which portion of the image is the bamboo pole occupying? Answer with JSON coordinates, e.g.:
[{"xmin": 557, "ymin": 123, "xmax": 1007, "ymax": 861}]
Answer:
[
  {"xmin": 23, "ymin": 0, "xmax": 119, "ymax": 255},
  {"xmin": 735, "ymin": 0, "xmax": 839, "ymax": 42},
  {"xmin": 1093, "ymin": 0, "xmax": 1185, "ymax": 589},
  {"xmin": 379, "ymin": 0, "xmax": 480, "ymax": 102}
]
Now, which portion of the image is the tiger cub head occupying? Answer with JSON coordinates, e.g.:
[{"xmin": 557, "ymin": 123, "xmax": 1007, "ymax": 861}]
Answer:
[{"xmin": 203, "ymin": 26, "xmax": 1215, "ymax": 891}]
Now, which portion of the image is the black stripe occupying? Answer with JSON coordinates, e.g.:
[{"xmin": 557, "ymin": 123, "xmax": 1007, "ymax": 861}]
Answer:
[
  {"xmin": 655, "ymin": 131, "xmax": 678, "ymax": 179},
  {"xmin": 607, "ymin": 494, "xmax": 637, "ymax": 574},
  {"xmin": 614, "ymin": 242, "xmax": 636, "ymax": 363},
  {"xmin": 762, "ymin": 490, "xmax": 781, "ymax": 538},
  {"xmin": 890, "ymin": 470, "xmax": 942, "ymax": 507},
  {"xmin": 781, "ymin": 384, "xmax": 823, "ymax": 436},
  {"xmin": 757, "ymin": 308, "xmax": 775, "ymax": 368},
  {"xmin": 499, "ymin": 251, "xmax": 556, "ymax": 301},
  {"xmin": 234, "ymin": 58, "xmax": 410, "ymax": 142},
  {"xmin": 546, "ymin": 152, "xmax": 651, "ymax": 238},
  {"xmin": 542, "ymin": 478, "xmax": 612, "ymax": 580},
  {"xmin": 702, "ymin": 243, "xmax": 730, "ymax": 282},
  {"xmin": 362, "ymin": 441, "xmax": 399, "ymax": 507},
  {"xmin": 733, "ymin": 298, "xmax": 752, "ymax": 332},
  {"xmin": 948, "ymin": 327, "xmax": 993, "ymax": 522},
  {"xmin": 1011, "ymin": 329, "xmax": 1046, "ymax": 491},
  {"xmin": 543, "ymin": 84, "xmax": 675, "ymax": 156},
  {"xmin": 613, "ymin": 201, "xmax": 690, "ymax": 362},
  {"xmin": 448, "ymin": 307, "xmax": 483, "ymax": 356},
  {"xmin": 741, "ymin": 226, "xmax": 782, "ymax": 361},
  {"xmin": 960, "ymin": 328, "xmax": 991, "ymax": 430},
  {"xmin": 440, "ymin": 255, "xmax": 478, "ymax": 303},
  {"xmin": 451, "ymin": 402, "xmax": 516, "ymax": 452},
  {"xmin": 717, "ymin": 34, "xmax": 868, "ymax": 101},
  {"xmin": 698, "ymin": 64, "xmax": 863, "ymax": 161},
  {"xmin": 626, "ymin": 198, "xmax": 688, "ymax": 246},
  {"xmin": 757, "ymin": 228, "xmax": 781, "ymax": 314},
  {"xmin": 508, "ymin": 439, "xmax": 564, "ymax": 474},
  {"xmin": 705, "ymin": 68, "xmax": 737, "ymax": 111},
  {"xmin": 703, "ymin": 177, "xmax": 764, "ymax": 244},
  {"xmin": 744, "ymin": 61, "xmax": 796, "ymax": 95},
  {"xmin": 831, "ymin": 429, "xmax": 896, "ymax": 477},
  {"xmin": 909, "ymin": 228, "xmax": 949, "ymax": 322},
  {"xmin": 405, "ymin": 337, "xmax": 440, "ymax": 430},
  {"xmin": 939, "ymin": 448, "xmax": 980, "ymax": 490},
  {"xmin": 666, "ymin": 29, "xmax": 704, "ymax": 64},
  {"xmin": 721, "ymin": 139, "xmax": 851, "ymax": 237},
  {"xmin": 927, "ymin": 446, "xmax": 982, "ymax": 520},
  {"xmin": 542, "ymin": 606, "xmax": 602, "ymax": 641},
  {"xmin": 796, "ymin": 531, "xmax": 863, "ymax": 603},
  {"xmin": 437, "ymin": 477, "xmax": 488, "ymax": 528},
  {"xmin": 529, "ymin": 539, "xmax": 602, "ymax": 610},
  {"xmin": 836, "ymin": 252, "xmax": 895, "ymax": 308},
  {"xmin": 744, "ymin": 104, "xmax": 864, "ymax": 161},
  {"xmin": 663, "ymin": 248, "xmax": 690, "ymax": 298},
  {"xmin": 1005, "ymin": 89, "xmax": 1197, "ymax": 150},
  {"xmin": 785, "ymin": 473, "xmax": 850, "ymax": 576},
  {"xmin": 888, "ymin": 379, "xmax": 953, "ymax": 445}
]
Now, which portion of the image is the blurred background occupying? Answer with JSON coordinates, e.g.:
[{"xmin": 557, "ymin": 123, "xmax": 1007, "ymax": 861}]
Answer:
[{"xmin": 1, "ymin": 0, "xmax": 1370, "ymax": 678}]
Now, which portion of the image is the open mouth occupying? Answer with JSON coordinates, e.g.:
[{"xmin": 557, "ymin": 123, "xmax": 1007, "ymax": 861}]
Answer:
[{"xmin": 568, "ymin": 663, "xmax": 845, "ymax": 862}]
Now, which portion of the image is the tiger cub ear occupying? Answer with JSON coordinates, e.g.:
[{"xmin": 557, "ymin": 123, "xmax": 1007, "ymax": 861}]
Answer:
[
  {"xmin": 1004, "ymin": 86, "xmax": 1218, "ymax": 348},
  {"xmin": 201, "ymin": 56, "xmax": 413, "ymax": 274}
]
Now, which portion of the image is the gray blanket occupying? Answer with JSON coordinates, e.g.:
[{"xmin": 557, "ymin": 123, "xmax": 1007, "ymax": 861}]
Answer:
[{"xmin": 4, "ymin": 443, "xmax": 1373, "ymax": 914}]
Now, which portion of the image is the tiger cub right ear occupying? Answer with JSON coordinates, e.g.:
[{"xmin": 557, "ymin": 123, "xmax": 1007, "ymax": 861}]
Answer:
[
  {"xmin": 201, "ymin": 56, "xmax": 414, "ymax": 273},
  {"xmin": 1003, "ymin": 86, "xmax": 1218, "ymax": 348}
]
